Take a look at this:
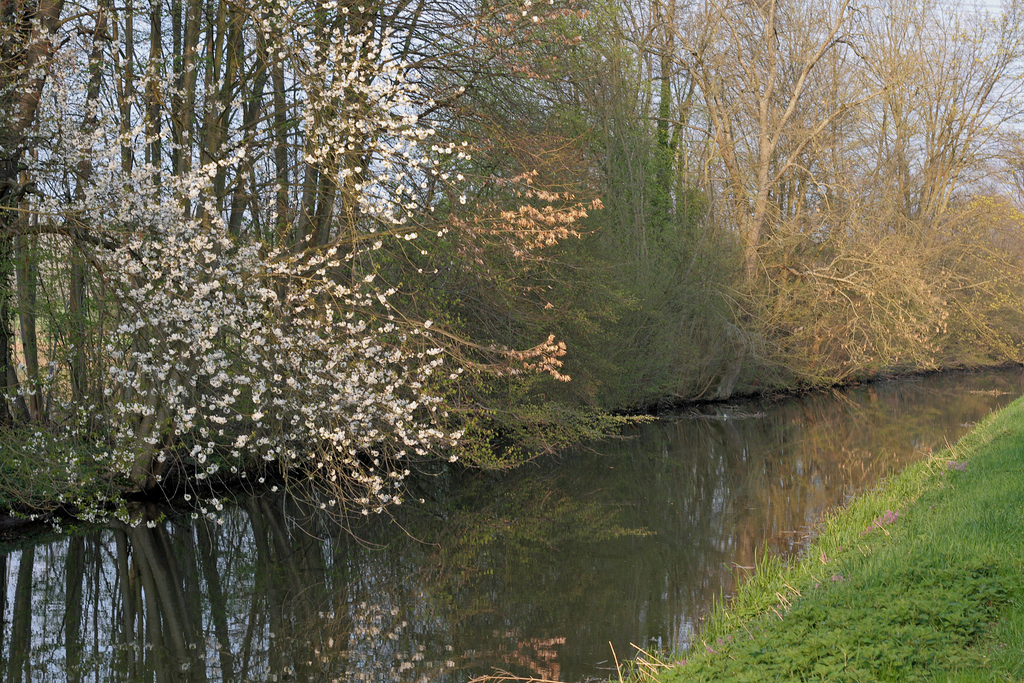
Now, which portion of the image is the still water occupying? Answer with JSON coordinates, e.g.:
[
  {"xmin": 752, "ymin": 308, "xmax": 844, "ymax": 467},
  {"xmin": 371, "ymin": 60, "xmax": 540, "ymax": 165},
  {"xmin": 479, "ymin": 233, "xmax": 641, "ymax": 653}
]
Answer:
[{"xmin": 1, "ymin": 369, "xmax": 1022, "ymax": 682}]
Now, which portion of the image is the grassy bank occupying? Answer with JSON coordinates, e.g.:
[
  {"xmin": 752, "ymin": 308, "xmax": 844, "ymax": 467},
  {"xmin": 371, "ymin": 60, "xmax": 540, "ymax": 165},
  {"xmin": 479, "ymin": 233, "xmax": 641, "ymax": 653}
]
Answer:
[{"xmin": 642, "ymin": 396, "xmax": 1024, "ymax": 682}]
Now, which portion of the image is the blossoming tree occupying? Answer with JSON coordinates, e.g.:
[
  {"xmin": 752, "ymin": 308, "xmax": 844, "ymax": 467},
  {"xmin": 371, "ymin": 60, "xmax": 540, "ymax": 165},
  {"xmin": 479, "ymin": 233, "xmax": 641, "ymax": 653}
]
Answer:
[{"xmin": 0, "ymin": 0, "xmax": 591, "ymax": 517}]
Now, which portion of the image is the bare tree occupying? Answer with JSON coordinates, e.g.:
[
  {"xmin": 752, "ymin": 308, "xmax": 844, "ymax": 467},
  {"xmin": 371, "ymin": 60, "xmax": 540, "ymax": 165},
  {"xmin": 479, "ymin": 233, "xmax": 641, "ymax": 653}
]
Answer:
[
  {"xmin": 856, "ymin": 0, "xmax": 1024, "ymax": 223},
  {"xmin": 675, "ymin": 0, "xmax": 872, "ymax": 280}
]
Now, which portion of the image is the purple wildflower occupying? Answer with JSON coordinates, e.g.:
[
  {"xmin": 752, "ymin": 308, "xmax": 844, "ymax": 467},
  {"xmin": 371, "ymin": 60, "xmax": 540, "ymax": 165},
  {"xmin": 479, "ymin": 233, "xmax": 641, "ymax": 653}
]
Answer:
[
  {"xmin": 880, "ymin": 510, "xmax": 900, "ymax": 525},
  {"xmin": 863, "ymin": 509, "xmax": 900, "ymax": 535}
]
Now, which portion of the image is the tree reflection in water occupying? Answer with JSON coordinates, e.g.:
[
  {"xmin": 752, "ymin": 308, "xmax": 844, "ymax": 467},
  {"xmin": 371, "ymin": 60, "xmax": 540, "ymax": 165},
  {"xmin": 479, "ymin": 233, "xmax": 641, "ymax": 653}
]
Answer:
[{"xmin": 0, "ymin": 369, "xmax": 1020, "ymax": 682}]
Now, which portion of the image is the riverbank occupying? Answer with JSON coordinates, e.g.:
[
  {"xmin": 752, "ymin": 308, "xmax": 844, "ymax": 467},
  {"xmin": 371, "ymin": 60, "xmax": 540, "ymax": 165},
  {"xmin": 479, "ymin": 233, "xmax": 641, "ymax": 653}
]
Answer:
[
  {"xmin": 644, "ymin": 395, "xmax": 1024, "ymax": 682},
  {"xmin": 637, "ymin": 361, "xmax": 1024, "ymax": 414},
  {"xmin": 0, "ymin": 365, "xmax": 1017, "ymax": 534}
]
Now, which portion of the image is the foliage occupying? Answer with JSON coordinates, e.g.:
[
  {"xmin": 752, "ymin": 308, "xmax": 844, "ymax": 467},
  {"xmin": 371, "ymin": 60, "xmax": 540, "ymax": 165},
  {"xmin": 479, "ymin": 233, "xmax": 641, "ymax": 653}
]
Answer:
[
  {"xmin": 0, "ymin": 422, "xmax": 128, "ymax": 518},
  {"xmin": 3, "ymin": 0, "xmax": 1024, "ymax": 522},
  {"xmin": 627, "ymin": 0, "xmax": 1024, "ymax": 395},
  {"xmin": 0, "ymin": 0, "xmax": 592, "ymax": 520},
  {"xmin": 747, "ymin": 197, "xmax": 1024, "ymax": 386}
]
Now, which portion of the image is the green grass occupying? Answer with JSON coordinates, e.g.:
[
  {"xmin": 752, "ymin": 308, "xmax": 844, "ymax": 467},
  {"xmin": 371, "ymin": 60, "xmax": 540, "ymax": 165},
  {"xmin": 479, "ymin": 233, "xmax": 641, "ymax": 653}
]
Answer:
[{"xmin": 651, "ymin": 396, "xmax": 1024, "ymax": 682}]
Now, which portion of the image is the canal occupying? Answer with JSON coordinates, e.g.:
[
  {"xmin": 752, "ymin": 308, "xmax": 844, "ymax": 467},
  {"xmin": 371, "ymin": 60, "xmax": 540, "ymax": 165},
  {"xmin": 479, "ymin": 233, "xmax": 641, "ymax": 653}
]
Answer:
[{"xmin": 1, "ymin": 368, "xmax": 1021, "ymax": 682}]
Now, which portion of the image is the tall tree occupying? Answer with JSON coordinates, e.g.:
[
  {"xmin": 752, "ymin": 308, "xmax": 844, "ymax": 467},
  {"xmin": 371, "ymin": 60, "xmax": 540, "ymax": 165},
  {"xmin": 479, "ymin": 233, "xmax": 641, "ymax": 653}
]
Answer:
[{"xmin": 676, "ymin": 0, "xmax": 862, "ymax": 280}]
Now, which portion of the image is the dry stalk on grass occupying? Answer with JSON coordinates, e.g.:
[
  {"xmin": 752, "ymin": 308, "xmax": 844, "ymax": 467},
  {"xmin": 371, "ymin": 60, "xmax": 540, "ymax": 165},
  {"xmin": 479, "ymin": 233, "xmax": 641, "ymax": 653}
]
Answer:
[
  {"xmin": 626, "ymin": 643, "xmax": 675, "ymax": 681},
  {"xmin": 468, "ymin": 671, "xmax": 563, "ymax": 683}
]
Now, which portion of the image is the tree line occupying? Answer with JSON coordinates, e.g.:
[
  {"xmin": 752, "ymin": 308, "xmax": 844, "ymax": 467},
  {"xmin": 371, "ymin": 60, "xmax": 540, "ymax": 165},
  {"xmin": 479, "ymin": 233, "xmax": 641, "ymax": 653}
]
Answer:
[{"xmin": 0, "ymin": 0, "xmax": 1022, "ymax": 515}]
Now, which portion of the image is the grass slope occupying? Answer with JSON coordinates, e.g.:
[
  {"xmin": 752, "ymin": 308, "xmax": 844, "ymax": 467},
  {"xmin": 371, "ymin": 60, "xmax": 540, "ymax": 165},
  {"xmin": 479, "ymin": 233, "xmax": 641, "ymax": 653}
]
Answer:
[{"xmin": 654, "ymin": 396, "xmax": 1024, "ymax": 682}]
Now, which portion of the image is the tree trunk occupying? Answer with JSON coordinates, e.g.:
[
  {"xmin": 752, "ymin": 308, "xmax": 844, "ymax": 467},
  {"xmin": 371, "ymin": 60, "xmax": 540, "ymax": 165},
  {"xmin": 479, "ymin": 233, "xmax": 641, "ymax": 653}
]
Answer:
[
  {"xmin": 65, "ymin": 536, "xmax": 86, "ymax": 683},
  {"xmin": 15, "ymin": 231, "xmax": 42, "ymax": 421},
  {"xmin": 7, "ymin": 547, "xmax": 34, "ymax": 683},
  {"xmin": 0, "ymin": 0, "xmax": 65, "ymax": 426}
]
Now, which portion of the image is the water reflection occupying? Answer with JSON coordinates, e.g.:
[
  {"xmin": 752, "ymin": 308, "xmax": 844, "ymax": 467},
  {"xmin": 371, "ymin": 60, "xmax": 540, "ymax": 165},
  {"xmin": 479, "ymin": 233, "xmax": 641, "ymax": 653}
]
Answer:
[{"xmin": 1, "ymin": 369, "xmax": 1021, "ymax": 682}]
